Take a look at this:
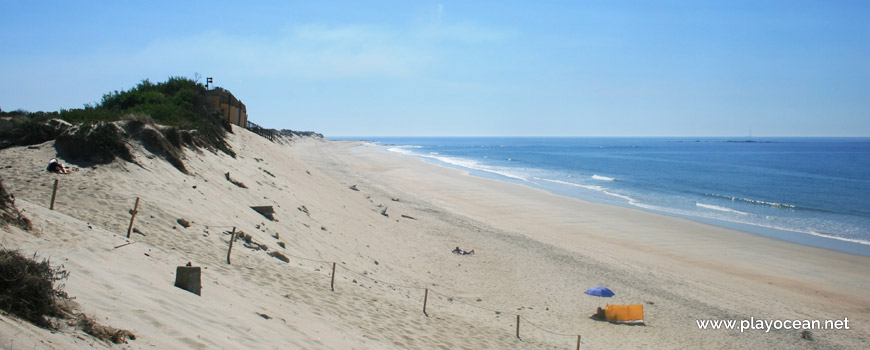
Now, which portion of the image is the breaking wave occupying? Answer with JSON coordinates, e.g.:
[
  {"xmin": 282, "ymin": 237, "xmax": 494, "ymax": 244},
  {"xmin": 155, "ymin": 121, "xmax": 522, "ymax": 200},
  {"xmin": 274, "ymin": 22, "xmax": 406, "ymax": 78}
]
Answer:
[
  {"xmin": 387, "ymin": 146, "xmax": 529, "ymax": 181},
  {"xmin": 705, "ymin": 193, "xmax": 796, "ymax": 209},
  {"xmin": 696, "ymin": 203, "xmax": 753, "ymax": 216},
  {"xmin": 538, "ymin": 178, "xmax": 638, "ymax": 204}
]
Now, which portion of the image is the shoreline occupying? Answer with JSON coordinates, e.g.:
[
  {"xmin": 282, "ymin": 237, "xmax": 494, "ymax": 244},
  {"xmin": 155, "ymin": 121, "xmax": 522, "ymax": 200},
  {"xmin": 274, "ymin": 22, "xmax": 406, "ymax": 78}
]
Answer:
[
  {"xmin": 349, "ymin": 139, "xmax": 870, "ymax": 257},
  {"xmin": 307, "ymin": 139, "xmax": 870, "ymax": 348}
]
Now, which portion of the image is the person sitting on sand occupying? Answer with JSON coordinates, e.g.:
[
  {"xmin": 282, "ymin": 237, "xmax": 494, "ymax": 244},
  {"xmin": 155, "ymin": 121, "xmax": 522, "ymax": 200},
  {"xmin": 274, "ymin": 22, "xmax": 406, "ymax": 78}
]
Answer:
[
  {"xmin": 590, "ymin": 306, "xmax": 606, "ymax": 320},
  {"xmin": 46, "ymin": 158, "xmax": 71, "ymax": 174}
]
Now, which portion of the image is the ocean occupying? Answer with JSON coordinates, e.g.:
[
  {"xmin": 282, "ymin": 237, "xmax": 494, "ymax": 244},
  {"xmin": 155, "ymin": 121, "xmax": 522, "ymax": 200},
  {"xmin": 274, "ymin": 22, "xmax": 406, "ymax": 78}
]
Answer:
[{"xmin": 338, "ymin": 137, "xmax": 870, "ymax": 256}]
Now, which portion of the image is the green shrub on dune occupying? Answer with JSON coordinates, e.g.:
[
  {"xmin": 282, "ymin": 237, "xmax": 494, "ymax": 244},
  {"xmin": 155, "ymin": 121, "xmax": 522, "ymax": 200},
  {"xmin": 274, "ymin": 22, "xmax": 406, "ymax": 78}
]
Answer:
[{"xmin": 0, "ymin": 76, "xmax": 235, "ymax": 168}]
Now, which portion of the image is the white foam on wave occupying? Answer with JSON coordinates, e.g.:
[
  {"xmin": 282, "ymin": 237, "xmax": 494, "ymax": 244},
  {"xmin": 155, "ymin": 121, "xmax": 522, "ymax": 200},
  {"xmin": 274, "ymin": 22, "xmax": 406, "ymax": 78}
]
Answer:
[
  {"xmin": 804, "ymin": 231, "xmax": 870, "ymax": 246},
  {"xmin": 387, "ymin": 146, "xmax": 529, "ymax": 181},
  {"xmin": 539, "ymin": 178, "xmax": 604, "ymax": 191},
  {"xmin": 696, "ymin": 203, "xmax": 753, "ymax": 216},
  {"xmin": 539, "ymin": 178, "xmax": 638, "ymax": 204},
  {"xmin": 429, "ymin": 155, "xmax": 529, "ymax": 181},
  {"xmin": 706, "ymin": 193, "xmax": 796, "ymax": 209},
  {"xmin": 650, "ymin": 203, "xmax": 870, "ymax": 247},
  {"xmin": 592, "ymin": 175, "xmax": 616, "ymax": 182},
  {"xmin": 386, "ymin": 147, "xmax": 416, "ymax": 156}
]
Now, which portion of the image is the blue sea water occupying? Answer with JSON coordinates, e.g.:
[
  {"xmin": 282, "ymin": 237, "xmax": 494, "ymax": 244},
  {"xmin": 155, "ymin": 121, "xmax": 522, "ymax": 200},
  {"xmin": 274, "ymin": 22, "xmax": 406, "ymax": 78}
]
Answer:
[{"xmin": 339, "ymin": 137, "xmax": 870, "ymax": 256}]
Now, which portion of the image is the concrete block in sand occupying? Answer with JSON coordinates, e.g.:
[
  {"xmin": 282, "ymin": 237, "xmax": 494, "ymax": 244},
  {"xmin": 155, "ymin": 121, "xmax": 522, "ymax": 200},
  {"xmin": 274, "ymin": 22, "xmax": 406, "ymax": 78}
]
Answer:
[
  {"xmin": 174, "ymin": 266, "xmax": 201, "ymax": 296},
  {"xmin": 251, "ymin": 206, "xmax": 276, "ymax": 221}
]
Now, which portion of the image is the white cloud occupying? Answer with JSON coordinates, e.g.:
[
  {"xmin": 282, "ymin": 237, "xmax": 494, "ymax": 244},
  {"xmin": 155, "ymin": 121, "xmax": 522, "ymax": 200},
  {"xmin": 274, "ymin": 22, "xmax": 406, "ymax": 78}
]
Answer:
[
  {"xmin": 115, "ymin": 21, "xmax": 509, "ymax": 81},
  {"xmin": 1, "ymin": 20, "xmax": 511, "ymax": 111}
]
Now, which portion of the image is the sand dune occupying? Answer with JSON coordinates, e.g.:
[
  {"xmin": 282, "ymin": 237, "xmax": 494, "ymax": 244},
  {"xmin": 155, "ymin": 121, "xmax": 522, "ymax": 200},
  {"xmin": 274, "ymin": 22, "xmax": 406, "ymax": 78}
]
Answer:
[{"xmin": 0, "ymin": 127, "xmax": 867, "ymax": 349}]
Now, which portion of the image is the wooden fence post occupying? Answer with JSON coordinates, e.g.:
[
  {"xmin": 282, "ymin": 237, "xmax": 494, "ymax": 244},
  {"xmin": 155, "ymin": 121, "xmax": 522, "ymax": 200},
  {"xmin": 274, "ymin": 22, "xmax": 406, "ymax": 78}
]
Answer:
[
  {"xmin": 516, "ymin": 315, "xmax": 521, "ymax": 339},
  {"xmin": 330, "ymin": 262, "xmax": 337, "ymax": 291},
  {"xmin": 126, "ymin": 197, "xmax": 140, "ymax": 238},
  {"xmin": 423, "ymin": 288, "xmax": 429, "ymax": 316},
  {"xmin": 49, "ymin": 179, "xmax": 58, "ymax": 210},
  {"xmin": 226, "ymin": 227, "xmax": 236, "ymax": 264},
  {"xmin": 577, "ymin": 335, "xmax": 581, "ymax": 350}
]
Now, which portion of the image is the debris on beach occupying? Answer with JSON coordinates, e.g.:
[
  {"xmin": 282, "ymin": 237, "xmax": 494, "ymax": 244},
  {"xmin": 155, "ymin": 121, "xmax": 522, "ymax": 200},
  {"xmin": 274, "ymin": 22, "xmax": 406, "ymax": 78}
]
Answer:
[
  {"xmin": 251, "ymin": 206, "xmax": 277, "ymax": 221},
  {"xmin": 401, "ymin": 214, "xmax": 417, "ymax": 220},
  {"xmin": 225, "ymin": 172, "xmax": 248, "ymax": 189},
  {"xmin": 349, "ymin": 184, "xmax": 359, "ymax": 191},
  {"xmin": 268, "ymin": 251, "xmax": 290, "ymax": 263},
  {"xmin": 298, "ymin": 205, "xmax": 310, "ymax": 217},
  {"xmin": 176, "ymin": 218, "xmax": 191, "ymax": 228},
  {"xmin": 77, "ymin": 314, "xmax": 136, "ymax": 344},
  {"xmin": 800, "ymin": 330, "xmax": 813, "ymax": 341},
  {"xmin": 244, "ymin": 242, "xmax": 268, "ymax": 251}
]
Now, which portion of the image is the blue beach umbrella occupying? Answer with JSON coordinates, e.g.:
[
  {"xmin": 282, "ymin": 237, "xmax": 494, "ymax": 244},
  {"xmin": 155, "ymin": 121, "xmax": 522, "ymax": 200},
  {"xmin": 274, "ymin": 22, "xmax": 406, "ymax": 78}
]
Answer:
[
  {"xmin": 585, "ymin": 287, "xmax": 615, "ymax": 307},
  {"xmin": 585, "ymin": 287, "xmax": 615, "ymax": 297}
]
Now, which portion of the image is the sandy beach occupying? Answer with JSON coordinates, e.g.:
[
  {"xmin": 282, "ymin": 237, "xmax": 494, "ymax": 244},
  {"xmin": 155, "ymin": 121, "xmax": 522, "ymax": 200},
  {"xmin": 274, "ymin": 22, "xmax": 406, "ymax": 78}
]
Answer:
[{"xmin": 1, "ymin": 127, "xmax": 868, "ymax": 349}]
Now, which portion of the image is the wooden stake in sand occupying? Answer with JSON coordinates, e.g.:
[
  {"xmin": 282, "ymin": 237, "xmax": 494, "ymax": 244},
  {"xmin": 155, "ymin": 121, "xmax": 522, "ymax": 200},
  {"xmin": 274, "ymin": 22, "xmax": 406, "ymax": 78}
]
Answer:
[
  {"xmin": 576, "ymin": 335, "xmax": 582, "ymax": 350},
  {"xmin": 49, "ymin": 179, "xmax": 59, "ymax": 210},
  {"xmin": 126, "ymin": 197, "xmax": 140, "ymax": 238},
  {"xmin": 516, "ymin": 314, "xmax": 521, "ymax": 339},
  {"xmin": 226, "ymin": 227, "xmax": 236, "ymax": 264},
  {"xmin": 330, "ymin": 262, "xmax": 337, "ymax": 291},
  {"xmin": 423, "ymin": 288, "xmax": 429, "ymax": 316}
]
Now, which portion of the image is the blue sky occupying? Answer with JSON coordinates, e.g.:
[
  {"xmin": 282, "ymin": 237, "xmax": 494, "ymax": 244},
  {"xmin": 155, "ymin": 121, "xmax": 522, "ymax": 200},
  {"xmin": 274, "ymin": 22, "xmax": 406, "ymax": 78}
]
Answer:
[{"xmin": 1, "ymin": 1, "xmax": 868, "ymax": 137}]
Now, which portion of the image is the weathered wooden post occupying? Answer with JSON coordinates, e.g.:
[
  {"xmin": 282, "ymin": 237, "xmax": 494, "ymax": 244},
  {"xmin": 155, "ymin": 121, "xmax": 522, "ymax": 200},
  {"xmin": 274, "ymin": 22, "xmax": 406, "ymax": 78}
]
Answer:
[
  {"xmin": 226, "ymin": 227, "xmax": 236, "ymax": 264},
  {"xmin": 423, "ymin": 288, "xmax": 429, "ymax": 316},
  {"xmin": 516, "ymin": 315, "xmax": 521, "ymax": 339},
  {"xmin": 576, "ymin": 335, "xmax": 581, "ymax": 350},
  {"xmin": 49, "ymin": 179, "xmax": 58, "ymax": 210},
  {"xmin": 126, "ymin": 197, "xmax": 140, "ymax": 238},
  {"xmin": 330, "ymin": 262, "xmax": 337, "ymax": 291}
]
